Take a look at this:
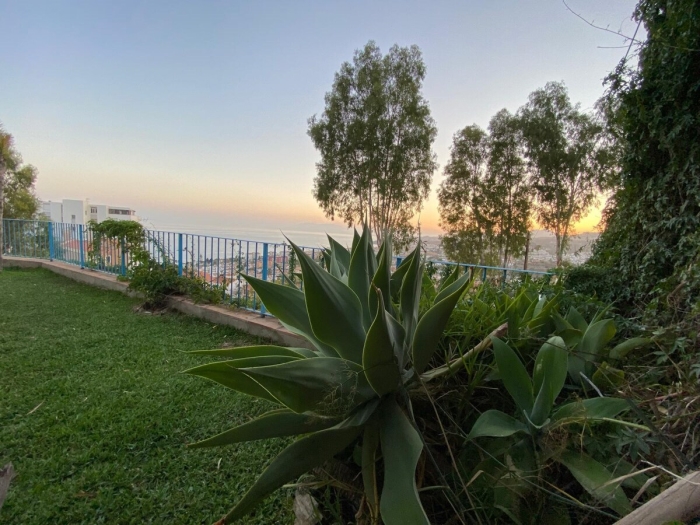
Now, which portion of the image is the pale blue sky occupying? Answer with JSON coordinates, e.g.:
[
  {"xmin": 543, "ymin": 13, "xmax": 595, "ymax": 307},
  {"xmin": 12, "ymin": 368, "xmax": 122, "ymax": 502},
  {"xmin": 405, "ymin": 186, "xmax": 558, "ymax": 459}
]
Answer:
[{"xmin": 0, "ymin": 0, "xmax": 639, "ymax": 233}]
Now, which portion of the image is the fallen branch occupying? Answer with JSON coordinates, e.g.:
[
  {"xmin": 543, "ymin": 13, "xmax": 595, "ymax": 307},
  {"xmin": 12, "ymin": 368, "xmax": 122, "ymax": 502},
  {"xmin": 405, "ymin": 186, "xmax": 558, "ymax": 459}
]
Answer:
[
  {"xmin": 614, "ymin": 470, "xmax": 700, "ymax": 525},
  {"xmin": 421, "ymin": 323, "xmax": 508, "ymax": 382}
]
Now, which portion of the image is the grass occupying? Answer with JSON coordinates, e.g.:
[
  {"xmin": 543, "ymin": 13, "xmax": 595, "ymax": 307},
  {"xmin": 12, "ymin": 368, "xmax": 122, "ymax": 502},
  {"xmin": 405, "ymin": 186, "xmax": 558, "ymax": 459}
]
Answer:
[{"xmin": 0, "ymin": 268, "xmax": 292, "ymax": 524}]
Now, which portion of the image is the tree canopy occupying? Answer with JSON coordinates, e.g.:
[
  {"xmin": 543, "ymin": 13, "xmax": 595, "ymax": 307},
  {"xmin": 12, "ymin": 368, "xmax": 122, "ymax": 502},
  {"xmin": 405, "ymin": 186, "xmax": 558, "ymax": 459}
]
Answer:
[
  {"xmin": 518, "ymin": 81, "xmax": 612, "ymax": 267},
  {"xmin": 438, "ymin": 110, "xmax": 531, "ymax": 267},
  {"xmin": 308, "ymin": 41, "xmax": 437, "ymax": 249},
  {"xmin": 0, "ymin": 128, "xmax": 40, "ymax": 221}
]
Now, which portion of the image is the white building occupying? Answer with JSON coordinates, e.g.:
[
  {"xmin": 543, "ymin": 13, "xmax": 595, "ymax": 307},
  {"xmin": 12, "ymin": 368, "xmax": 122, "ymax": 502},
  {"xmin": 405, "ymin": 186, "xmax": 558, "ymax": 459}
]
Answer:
[{"xmin": 41, "ymin": 199, "xmax": 138, "ymax": 225}]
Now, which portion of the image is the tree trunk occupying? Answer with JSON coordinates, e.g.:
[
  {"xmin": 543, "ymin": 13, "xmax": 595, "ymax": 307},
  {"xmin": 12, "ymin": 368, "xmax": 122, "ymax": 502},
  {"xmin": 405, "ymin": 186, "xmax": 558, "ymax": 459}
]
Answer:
[
  {"xmin": 523, "ymin": 231, "xmax": 530, "ymax": 270},
  {"xmin": 0, "ymin": 160, "xmax": 5, "ymax": 272},
  {"xmin": 555, "ymin": 233, "xmax": 562, "ymax": 267}
]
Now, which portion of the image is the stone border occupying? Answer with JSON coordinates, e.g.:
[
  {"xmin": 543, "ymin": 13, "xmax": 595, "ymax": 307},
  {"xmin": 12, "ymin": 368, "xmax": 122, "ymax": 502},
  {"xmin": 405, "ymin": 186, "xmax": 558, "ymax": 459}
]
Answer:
[{"xmin": 3, "ymin": 257, "xmax": 311, "ymax": 349}]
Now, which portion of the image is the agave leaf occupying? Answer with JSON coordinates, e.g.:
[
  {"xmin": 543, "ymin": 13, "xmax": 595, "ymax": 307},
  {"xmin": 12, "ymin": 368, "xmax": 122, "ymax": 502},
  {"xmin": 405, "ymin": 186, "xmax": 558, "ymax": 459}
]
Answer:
[
  {"xmin": 389, "ymin": 250, "xmax": 413, "ymax": 302},
  {"xmin": 492, "ymin": 338, "xmax": 534, "ymax": 415},
  {"xmin": 532, "ymin": 295, "xmax": 547, "ymax": 319},
  {"xmin": 362, "ymin": 423, "xmax": 380, "ymax": 517},
  {"xmin": 289, "ymin": 239, "xmax": 366, "ymax": 363},
  {"xmin": 351, "ymin": 228, "xmax": 361, "ymax": 253},
  {"xmin": 187, "ymin": 345, "xmax": 311, "ymax": 359},
  {"xmin": 412, "ymin": 272, "xmax": 471, "ymax": 373},
  {"xmin": 532, "ymin": 337, "xmax": 568, "ymax": 404},
  {"xmin": 327, "ymin": 235, "xmax": 351, "ymax": 274},
  {"xmin": 184, "ymin": 361, "xmax": 281, "ymax": 405},
  {"xmin": 558, "ymin": 451, "xmax": 632, "ymax": 516},
  {"xmin": 435, "ymin": 265, "xmax": 460, "ymax": 300},
  {"xmin": 370, "ymin": 235, "xmax": 394, "ymax": 320},
  {"xmin": 421, "ymin": 272, "xmax": 437, "ymax": 304},
  {"xmin": 348, "ymin": 225, "xmax": 373, "ymax": 331},
  {"xmin": 609, "ymin": 337, "xmax": 650, "ymax": 360},
  {"xmin": 189, "ymin": 409, "xmax": 340, "ymax": 448},
  {"xmin": 552, "ymin": 397, "xmax": 630, "ymax": 423},
  {"xmin": 580, "ymin": 319, "xmax": 617, "ymax": 363},
  {"xmin": 365, "ymin": 227, "xmax": 378, "ymax": 282},
  {"xmin": 552, "ymin": 312, "xmax": 574, "ymax": 334},
  {"xmin": 400, "ymin": 243, "xmax": 423, "ymax": 347},
  {"xmin": 566, "ymin": 307, "xmax": 588, "ymax": 333},
  {"xmin": 243, "ymin": 275, "xmax": 337, "ymax": 357},
  {"xmin": 468, "ymin": 409, "xmax": 528, "ymax": 439},
  {"xmin": 433, "ymin": 266, "xmax": 468, "ymax": 305},
  {"xmin": 528, "ymin": 295, "xmax": 559, "ymax": 338},
  {"xmin": 223, "ymin": 401, "xmax": 378, "ymax": 523},
  {"xmin": 558, "ymin": 328, "xmax": 584, "ymax": 348},
  {"xmin": 379, "ymin": 399, "xmax": 430, "ymax": 525},
  {"xmin": 530, "ymin": 374, "xmax": 554, "ymax": 427},
  {"xmin": 241, "ymin": 357, "xmax": 374, "ymax": 414},
  {"xmin": 363, "ymin": 290, "xmax": 402, "ymax": 397},
  {"xmin": 328, "ymin": 247, "xmax": 344, "ymax": 280}
]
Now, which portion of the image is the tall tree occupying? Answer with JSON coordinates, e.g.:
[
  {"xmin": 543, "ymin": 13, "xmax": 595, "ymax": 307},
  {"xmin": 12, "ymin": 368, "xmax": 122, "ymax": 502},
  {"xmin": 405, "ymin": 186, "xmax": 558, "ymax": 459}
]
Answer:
[
  {"xmin": 437, "ymin": 125, "xmax": 496, "ymax": 264},
  {"xmin": 486, "ymin": 109, "xmax": 531, "ymax": 267},
  {"xmin": 438, "ymin": 111, "xmax": 531, "ymax": 267},
  {"xmin": 518, "ymin": 82, "xmax": 612, "ymax": 266},
  {"xmin": 0, "ymin": 127, "xmax": 40, "ymax": 271},
  {"xmin": 3, "ymin": 163, "xmax": 40, "ymax": 220},
  {"xmin": 308, "ymin": 41, "xmax": 437, "ymax": 249}
]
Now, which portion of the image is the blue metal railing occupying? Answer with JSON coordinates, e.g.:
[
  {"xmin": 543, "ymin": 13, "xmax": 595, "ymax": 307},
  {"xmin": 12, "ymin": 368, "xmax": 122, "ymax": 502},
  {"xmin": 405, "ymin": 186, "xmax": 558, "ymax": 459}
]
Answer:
[{"xmin": 2, "ymin": 219, "xmax": 552, "ymax": 314}]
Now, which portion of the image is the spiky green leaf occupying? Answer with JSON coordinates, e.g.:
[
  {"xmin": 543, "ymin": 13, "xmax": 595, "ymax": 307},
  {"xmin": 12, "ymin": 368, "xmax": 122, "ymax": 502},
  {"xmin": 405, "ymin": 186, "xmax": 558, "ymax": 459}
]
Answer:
[
  {"xmin": 379, "ymin": 399, "xmax": 430, "ymax": 525},
  {"xmin": 492, "ymin": 338, "xmax": 534, "ymax": 415},
  {"xmin": 222, "ymin": 402, "xmax": 377, "ymax": 523},
  {"xmin": 189, "ymin": 409, "xmax": 340, "ymax": 448},
  {"xmin": 243, "ymin": 275, "xmax": 336, "ymax": 356},
  {"xmin": 363, "ymin": 290, "xmax": 402, "ymax": 396},
  {"xmin": 241, "ymin": 357, "xmax": 374, "ymax": 414},
  {"xmin": 558, "ymin": 451, "xmax": 632, "ymax": 516},
  {"xmin": 468, "ymin": 410, "xmax": 529, "ymax": 439},
  {"xmin": 187, "ymin": 345, "xmax": 311, "ymax": 359},
  {"xmin": 289, "ymin": 239, "xmax": 366, "ymax": 363},
  {"xmin": 412, "ymin": 272, "xmax": 471, "ymax": 373}
]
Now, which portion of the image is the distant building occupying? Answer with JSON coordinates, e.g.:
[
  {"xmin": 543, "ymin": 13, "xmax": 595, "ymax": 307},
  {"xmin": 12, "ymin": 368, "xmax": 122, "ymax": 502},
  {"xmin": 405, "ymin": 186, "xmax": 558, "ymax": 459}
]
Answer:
[{"xmin": 41, "ymin": 199, "xmax": 138, "ymax": 225}]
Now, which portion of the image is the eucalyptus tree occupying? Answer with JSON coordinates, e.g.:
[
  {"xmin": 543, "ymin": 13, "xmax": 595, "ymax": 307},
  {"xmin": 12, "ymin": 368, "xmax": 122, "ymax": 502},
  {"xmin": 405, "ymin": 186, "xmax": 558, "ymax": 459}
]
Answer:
[
  {"xmin": 437, "ymin": 125, "xmax": 497, "ymax": 264},
  {"xmin": 486, "ymin": 109, "xmax": 531, "ymax": 267},
  {"xmin": 308, "ymin": 41, "xmax": 438, "ymax": 250},
  {"xmin": 438, "ymin": 111, "xmax": 531, "ymax": 267},
  {"xmin": 518, "ymin": 82, "xmax": 611, "ymax": 266}
]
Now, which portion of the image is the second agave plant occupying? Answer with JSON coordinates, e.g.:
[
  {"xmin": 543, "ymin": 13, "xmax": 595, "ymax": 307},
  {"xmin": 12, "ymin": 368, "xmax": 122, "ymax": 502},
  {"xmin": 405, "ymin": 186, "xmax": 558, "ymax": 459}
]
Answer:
[{"xmin": 184, "ymin": 226, "xmax": 473, "ymax": 524}]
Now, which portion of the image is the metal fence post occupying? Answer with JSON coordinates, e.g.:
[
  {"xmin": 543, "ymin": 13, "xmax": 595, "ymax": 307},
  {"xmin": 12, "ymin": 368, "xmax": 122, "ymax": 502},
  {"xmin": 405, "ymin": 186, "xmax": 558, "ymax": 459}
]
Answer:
[
  {"xmin": 120, "ymin": 237, "xmax": 126, "ymax": 276},
  {"xmin": 481, "ymin": 267, "xmax": 487, "ymax": 283},
  {"xmin": 78, "ymin": 224, "xmax": 85, "ymax": 269},
  {"xmin": 260, "ymin": 243, "xmax": 269, "ymax": 315},
  {"xmin": 178, "ymin": 233, "xmax": 183, "ymax": 276},
  {"xmin": 48, "ymin": 222, "xmax": 55, "ymax": 260}
]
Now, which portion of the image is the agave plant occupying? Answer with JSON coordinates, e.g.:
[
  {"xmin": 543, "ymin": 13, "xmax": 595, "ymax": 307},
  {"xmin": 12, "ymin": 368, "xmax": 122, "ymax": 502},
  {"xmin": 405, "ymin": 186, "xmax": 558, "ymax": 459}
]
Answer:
[
  {"xmin": 553, "ymin": 307, "xmax": 650, "ymax": 389},
  {"xmin": 468, "ymin": 336, "xmax": 650, "ymax": 520},
  {"xmin": 184, "ymin": 227, "xmax": 473, "ymax": 524}
]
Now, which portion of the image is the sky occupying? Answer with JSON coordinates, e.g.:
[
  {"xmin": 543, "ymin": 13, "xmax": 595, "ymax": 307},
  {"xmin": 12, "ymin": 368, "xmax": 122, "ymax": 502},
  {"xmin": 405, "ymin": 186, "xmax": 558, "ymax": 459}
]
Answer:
[{"xmin": 1, "ymin": 0, "xmax": 640, "ymax": 236}]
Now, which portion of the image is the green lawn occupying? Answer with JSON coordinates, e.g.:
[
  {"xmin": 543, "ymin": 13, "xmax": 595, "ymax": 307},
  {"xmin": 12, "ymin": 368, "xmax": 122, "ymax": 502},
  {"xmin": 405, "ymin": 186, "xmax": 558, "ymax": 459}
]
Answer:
[{"xmin": 0, "ymin": 268, "xmax": 291, "ymax": 524}]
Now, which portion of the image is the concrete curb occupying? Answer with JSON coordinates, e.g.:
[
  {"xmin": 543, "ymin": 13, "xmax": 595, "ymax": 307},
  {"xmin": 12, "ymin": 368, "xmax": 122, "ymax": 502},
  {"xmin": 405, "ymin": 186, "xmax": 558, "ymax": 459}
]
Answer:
[{"xmin": 3, "ymin": 257, "xmax": 312, "ymax": 349}]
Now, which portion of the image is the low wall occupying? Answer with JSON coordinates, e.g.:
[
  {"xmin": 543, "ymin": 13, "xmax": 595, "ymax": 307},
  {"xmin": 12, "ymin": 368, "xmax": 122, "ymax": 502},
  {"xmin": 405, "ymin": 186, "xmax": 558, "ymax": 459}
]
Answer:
[{"xmin": 3, "ymin": 257, "xmax": 311, "ymax": 349}]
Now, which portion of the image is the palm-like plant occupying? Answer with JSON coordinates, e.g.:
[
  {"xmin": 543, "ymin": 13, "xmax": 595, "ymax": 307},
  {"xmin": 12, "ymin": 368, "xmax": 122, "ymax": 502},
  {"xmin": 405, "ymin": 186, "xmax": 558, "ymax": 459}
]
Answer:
[
  {"xmin": 468, "ymin": 336, "xmax": 649, "ymax": 519},
  {"xmin": 185, "ymin": 227, "xmax": 473, "ymax": 524}
]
